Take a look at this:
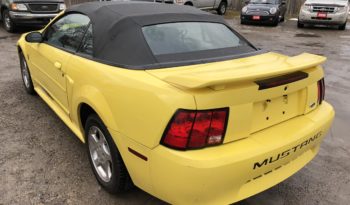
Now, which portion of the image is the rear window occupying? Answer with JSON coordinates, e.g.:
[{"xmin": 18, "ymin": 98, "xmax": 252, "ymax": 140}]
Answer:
[{"xmin": 142, "ymin": 22, "xmax": 250, "ymax": 56}]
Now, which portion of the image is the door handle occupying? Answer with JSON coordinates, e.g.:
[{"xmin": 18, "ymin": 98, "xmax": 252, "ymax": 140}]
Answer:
[{"xmin": 54, "ymin": 62, "xmax": 62, "ymax": 70}]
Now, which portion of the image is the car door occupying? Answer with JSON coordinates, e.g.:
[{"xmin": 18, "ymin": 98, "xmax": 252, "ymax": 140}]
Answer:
[
  {"xmin": 194, "ymin": 0, "xmax": 216, "ymax": 9},
  {"xmin": 28, "ymin": 13, "xmax": 90, "ymax": 115}
]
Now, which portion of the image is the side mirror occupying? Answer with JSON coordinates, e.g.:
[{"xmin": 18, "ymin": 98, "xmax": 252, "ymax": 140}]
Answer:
[
  {"xmin": 281, "ymin": 0, "xmax": 286, "ymax": 5},
  {"xmin": 244, "ymin": 0, "xmax": 250, "ymax": 5},
  {"xmin": 25, "ymin": 32, "xmax": 43, "ymax": 43}
]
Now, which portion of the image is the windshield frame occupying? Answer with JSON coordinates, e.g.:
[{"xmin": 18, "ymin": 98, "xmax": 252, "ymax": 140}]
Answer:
[{"xmin": 249, "ymin": 0, "xmax": 280, "ymax": 5}]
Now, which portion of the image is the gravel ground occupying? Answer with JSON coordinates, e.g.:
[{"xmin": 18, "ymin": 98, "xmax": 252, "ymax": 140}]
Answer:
[{"xmin": 0, "ymin": 16, "xmax": 349, "ymax": 205}]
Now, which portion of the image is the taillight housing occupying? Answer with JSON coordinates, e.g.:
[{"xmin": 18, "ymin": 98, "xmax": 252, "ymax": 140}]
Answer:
[
  {"xmin": 317, "ymin": 78, "xmax": 325, "ymax": 105},
  {"xmin": 161, "ymin": 108, "xmax": 229, "ymax": 150}
]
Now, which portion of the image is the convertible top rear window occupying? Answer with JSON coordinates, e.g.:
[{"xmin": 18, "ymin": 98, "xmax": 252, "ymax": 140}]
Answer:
[
  {"xmin": 142, "ymin": 22, "xmax": 246, "ymax": 56},
  {"xmin": 66, "ymin": 2, "xmax": 259, "ymax": 69}
]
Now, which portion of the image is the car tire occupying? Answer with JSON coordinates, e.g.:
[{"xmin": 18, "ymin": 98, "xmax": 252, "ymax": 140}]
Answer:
[
  {"xmin": 85, "ymin": 114, "xmax": 133, "ymax": 194},
  {"xmin": 19, "ymin": 52, "xmax": 35, "ymax": 95},
  {"xmin": 272, "ymin": 17, "xmax": 279, "ymax": 26},
  {"xmin": 338, "ymin": 22, "xmax": 346, "ymax": 30},
  {"xmin": 280, "ymin": 15, "xmax": 285, "ymax": 22},
  {"xmin": 217, "ymin": 1, "xmax": 227, "ymax": 15},
  {"xmin": 297, "ymin": 21, "xmax": 304, "ymax": 28},
  {"xmin": 2, "ymin": 9, "xmax": 16, "ymax": 33}
]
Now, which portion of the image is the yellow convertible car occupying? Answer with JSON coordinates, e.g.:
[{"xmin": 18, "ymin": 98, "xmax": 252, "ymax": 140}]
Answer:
[{"xmin": 17, "ymin": 1, "xmax": 334, "ymax": 204}]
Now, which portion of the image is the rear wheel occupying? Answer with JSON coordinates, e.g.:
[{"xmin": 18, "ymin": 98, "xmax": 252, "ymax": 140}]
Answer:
[
  {"xmin": 19, "ymin": 52, "xmax": 35, "ymax": 95},
  {"xmin": 85, "ymin": 114, "xmax": 132, "ymax": 193},
  {"xmin": 2, "ymin": 9, "xmax": 16, "ymax": 32},
  {"xmin": 217, "ymin": 1, "xmax": 227, "ymax": 15},
  {"xmin": 338, "ymin": 22, "xmax": 346, "ymax": 30}
]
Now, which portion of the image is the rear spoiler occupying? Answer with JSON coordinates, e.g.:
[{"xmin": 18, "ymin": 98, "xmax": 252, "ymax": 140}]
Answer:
[{"xmin": 153, "ymin": 53, "xmax": 326, "ymax": 89}]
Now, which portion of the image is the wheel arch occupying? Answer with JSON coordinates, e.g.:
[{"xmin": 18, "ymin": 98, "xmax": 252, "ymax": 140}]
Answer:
[
  {"xmin": 217, "ymin": 0, "xmax": 228, "ymax": 7},
  {"xmin": 184, "ymin": 1, "xmax": 193, "ymax": 6},
  {"xmin": 17, "ymin": 35, "xmax": 29, "ymax": 55},
  {"xmin": 79, "ymin": 103, "xmax": 97, "ymax": 133},
  {"xmin": 74, "ymin": 86, "xmax": 120, "ymax": 141},
  {"xmin": 17, "ymin": 46, "xmax": 23, "ymax": 54},
  {"xmin": 0, "ymin": 5, "xmax": 8, "ymax": 16}
]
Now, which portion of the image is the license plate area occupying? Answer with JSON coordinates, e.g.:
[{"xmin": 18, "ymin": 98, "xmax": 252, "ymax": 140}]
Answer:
[
  {"xmin": 251, "ymin": 91, "xmax": 303, "ymax": 133},
  {"xmin": 317, "ymin": 12, "xmax": 327, "ymax": 18},
  {"xmin": 253, "ymin": 16, "xmax": 261, "ymax": 20}
]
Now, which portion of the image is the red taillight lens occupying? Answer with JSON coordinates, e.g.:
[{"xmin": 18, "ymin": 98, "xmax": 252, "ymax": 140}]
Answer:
[
  {"xmin": 162, "ymin": 108, "xmax": 229, "ymax": 150},
  {"xmin": 208, "ymin": 110, "xmax": 227, "ymax": 145},
  {"xmin": 188, "ymin": 112, "xmax": 212, "ymax": 148},
  {"xmin": 317, "ymin": 78, "xmax": 325, "ymax": 105},
  {"xmin": 162, "ymin": 111, "xmax": 196, "ymax": 149}
]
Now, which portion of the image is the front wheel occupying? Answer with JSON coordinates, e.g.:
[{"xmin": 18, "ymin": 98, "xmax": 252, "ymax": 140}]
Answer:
[
  {"xmin": 85, "ymin": 114, "xmax": 132, "ymax": 193},
  {"xmin": 338, "ymin": 22, "xmax": 346, "ymax": 30},
  {"xmin": 19, "ymin": 52, "xmax": 35, "ymax": 95},
  {"xmin": 280, "ymin": 15, "xmax": 285, "ymax": 22},
  {"xmin": 2, "ymin": 10, "xmax": 16, "ymax": 32},
  {"xmin": 217, "ymin": 1, "xmax": 227, "ymax": 15},
  {"xmin": 272, "ymin": 17, "xmax": 279, "ymax": 26},
  {"xmin": 297, "ymin": 20, "xmax": 304, "ymax": 28}
]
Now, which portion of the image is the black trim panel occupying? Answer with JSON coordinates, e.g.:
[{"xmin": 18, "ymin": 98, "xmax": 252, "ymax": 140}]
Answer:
[{"xmin": 256, "ymin": 71, "xmax": 309, "ymax": 90}]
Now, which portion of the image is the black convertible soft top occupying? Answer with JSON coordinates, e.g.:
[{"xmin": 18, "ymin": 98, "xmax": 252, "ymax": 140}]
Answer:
[{"xmin": 66, "ymin": 1, "xmax": 257, "ymax": 69}]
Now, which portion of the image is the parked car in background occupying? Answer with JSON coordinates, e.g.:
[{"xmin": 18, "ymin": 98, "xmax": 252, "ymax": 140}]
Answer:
[
  {"xmin": 0, "ymin": 0, "xmax": 65, "ymax": 32},
  {"xmin": 105, "ymin": 0, "xmax": 231, "ymax": 15},
  {"xmin": 158, "ymin": 0, "xmax": 231, "ymax": 15},
  {"xmin": 240, "ymin": 0, "xmax": 287, "ymax": 26},
  {"xmin": 298, "ymin": 0, "xmax": 349, "ymax": 30},
  {"xmin": 18, "ymin": 1, "xmax": 335, "ymax": 204}
]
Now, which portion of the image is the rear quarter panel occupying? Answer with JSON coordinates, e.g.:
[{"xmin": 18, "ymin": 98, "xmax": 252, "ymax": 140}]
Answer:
[{"xmin": 66, "ymin": 55, "xmax": 196, "ymax": 148}]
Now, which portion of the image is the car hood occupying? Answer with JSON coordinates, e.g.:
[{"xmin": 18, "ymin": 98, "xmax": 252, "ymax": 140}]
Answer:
[
  {"xmin": 13, "ymin": 0, "xmax": 64, "ymax": 3},
  {"xmin": 247, "ymin": 4, "xmax": 278, "ymax": 10},
  {"xmin": 305, "ymin": 0, "xmax": 348, "ymax": 6}
]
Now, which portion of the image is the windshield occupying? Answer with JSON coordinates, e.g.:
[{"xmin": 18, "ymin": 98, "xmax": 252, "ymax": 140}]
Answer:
[
  {"xmin": 250, "ymin": 0, "xmax": 279, "ymax": 4},
  {"xmin": 142, "ymin": 22, "xmax": 251, "ymax": 56}
]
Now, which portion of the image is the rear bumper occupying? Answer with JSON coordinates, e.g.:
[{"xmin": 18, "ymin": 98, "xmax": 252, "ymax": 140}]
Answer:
[
  {"xmin": 146, "ymin": 102, "xmax": 334, "ymax": 204},
  {"xmin": 299, "ymin": 10, "xmax": 348, "ymax": 25},
  {"xmin": 9, "ymin": 11, "xmax": 58, "ymax": 25}
]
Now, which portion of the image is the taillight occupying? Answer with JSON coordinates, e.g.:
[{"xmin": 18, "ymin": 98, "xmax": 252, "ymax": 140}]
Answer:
[
  {"xmin": 161, "ymin": 108, "xmax": 229, "ymax": 150},
  {"xmin": 317, "ymin": 78, "xmax": 325, "ymax": 105}
]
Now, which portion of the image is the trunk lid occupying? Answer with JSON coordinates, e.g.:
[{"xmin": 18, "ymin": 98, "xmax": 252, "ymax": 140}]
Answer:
[{"xmin": 147, "ymin": 52, "xmax": 326, "ymax": 143}]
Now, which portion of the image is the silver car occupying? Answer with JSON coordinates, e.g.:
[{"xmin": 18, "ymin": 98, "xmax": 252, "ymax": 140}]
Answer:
[
  {"xmin": 298, "ymin": 0, "xmax": 349, "ymax": 30},
  {"xmin": 105, "ymin": 0, "xmax": 231, "ymax": 15},
  {"xmin": 155, "ymin": 0, "xmax": 232, "ymax": 15}
]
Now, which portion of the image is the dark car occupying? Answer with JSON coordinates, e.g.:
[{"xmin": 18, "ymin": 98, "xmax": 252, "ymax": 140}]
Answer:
[
  {"xmin": 240, "ymin": 0, "xmax": 287, "ymax": 26},
  {"xmin": 0, "ymin": 0, "xmax": 65, "ymax": 32}
]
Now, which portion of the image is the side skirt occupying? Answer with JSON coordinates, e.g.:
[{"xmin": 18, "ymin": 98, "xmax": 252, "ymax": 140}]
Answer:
[{"xmin": 34, "ymin": 86, "xmax": 85, "ymax": 143}]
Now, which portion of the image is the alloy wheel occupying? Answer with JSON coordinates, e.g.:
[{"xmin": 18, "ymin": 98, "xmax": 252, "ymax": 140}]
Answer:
[
  {"xmin": 3, "ymin": 12, "xmax": 12, "ymax": 31},
  {"xmin": 21, "ymin": 57, "xmax": 30, "ymax": 89},
  {"xmin": 220, "ymin": 4, "xmax": 226, "ymax": 14},
  {"xmin": 88, "ymin": 126, "xmax": 113, "ymax": 183}
]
